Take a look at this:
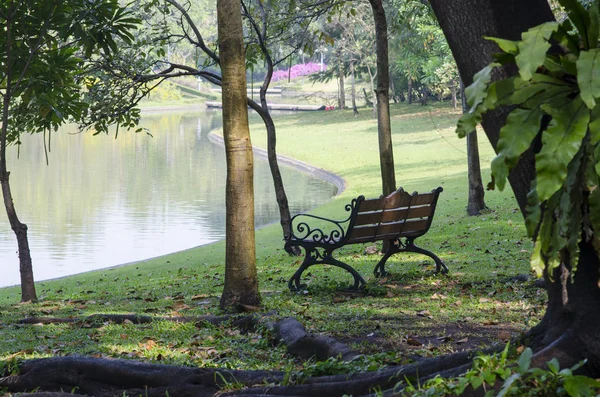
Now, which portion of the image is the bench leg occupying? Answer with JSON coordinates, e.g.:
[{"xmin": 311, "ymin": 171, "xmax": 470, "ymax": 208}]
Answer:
[
  {"xmin": 404, "ymin": 239, "xmax": 449, "ymax": 274},
  {"xmin": 287, "ymin": 246, "xmax": 366, "ymax": 291},
  {"xmin": 373, "ymin": 241, "xmax": 398, "ymax": 278},
  {"xmin": 373, "ymin": 238, "xmax": 449, "ymax": 277}
]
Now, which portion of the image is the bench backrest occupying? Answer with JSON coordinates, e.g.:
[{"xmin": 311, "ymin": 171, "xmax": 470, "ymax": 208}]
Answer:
[{"xmin": 347, "ymin": 187, "xmax": 443, "ymax": 244}]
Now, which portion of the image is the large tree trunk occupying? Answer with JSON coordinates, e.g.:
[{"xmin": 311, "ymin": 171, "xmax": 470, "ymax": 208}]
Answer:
[
  {"xmin": 431, "ymin": 0, "xmax": 600, "ymax": 376},
  {"xmin": 1, "ymin": 16, "xmax": 37, "ymax": 303},
  {"xmin": 460, "ymin": 81, "xmax": 486, "ymax": 216},
  {"xmin": 368, "ymin": 0, "xmax": 396, "ymax": 196},
  {"xmin": 218, "ymin": 0, "xmax": 260, "ymax": 310}
]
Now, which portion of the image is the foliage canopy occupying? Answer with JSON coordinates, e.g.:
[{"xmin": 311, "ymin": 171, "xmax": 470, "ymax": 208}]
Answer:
[{"xmin": 458, "ymin": 0, "xmax": 600, "ymax": 278}]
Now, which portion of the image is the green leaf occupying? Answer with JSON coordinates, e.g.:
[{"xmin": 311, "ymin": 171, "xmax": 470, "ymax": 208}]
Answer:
[
  {"xmin": 589, "ymin": 99, "xmax": 600, "ymax": 145},
  {"xmin": 491, "ymin": 107, "xmax": 543, "ymax": 191},
  {"xmin": 497, "ymin": 373, "xmax": 521, "ymax": 397},
  {"xmin": 517, "ymin": 348, "xmax": 533, "ymax": 374},
  {"xmin": 547, "ymin": 357, "xmax": 560, "ymax": 374},
  {"xmin": 484, "ymin": 36, "xmax": 518, "ymax": 54},
  {"xmin": 510, "ymin": 74, "xmax": 573, "ymax": 106},
  {"xmin": 531, "ymin": 239, "xmax": 544, "ymax": 277},
  {"xmin": 564, "ymin": 375, "xmax": 600, "ymax": 397},
  {"xmin": 536, "ymin": 98, "xmax": 589, "ymax": 201},
  {"xmin": 457, "ymin": 111, "xmax": 482, "ymax": 138},
  {"xmin": 465, "ymin": 63, "xmax": 500, "ymax": 112},
  {"xmin": 577, "ymin": 49, "xmax": 600, "ymax": 108},
  {"xmin": 525, "ymin": 185, "xmax": 541, "ymax": 238},
  {"xmin": 516, "ymin": 22, "xmax": 559, "ymax": 81},
  {"xmin": 558, "ymin": 0, "xmax": 592, "ymax": 49},
  {"xmin": 590, "ymin": 3, "xmax": 600, "ymax": 50}
]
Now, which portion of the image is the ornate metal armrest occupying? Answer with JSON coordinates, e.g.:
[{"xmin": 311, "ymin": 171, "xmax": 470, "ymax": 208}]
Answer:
[{"xmin": 287, "ymin": 198, "xmax": 360, "ymax": 245}]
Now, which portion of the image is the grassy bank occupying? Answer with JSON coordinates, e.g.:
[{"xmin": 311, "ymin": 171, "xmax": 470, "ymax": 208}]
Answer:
[{"xmin": 0, "ymin": 103, "xmax": 544, "ymax": 373}]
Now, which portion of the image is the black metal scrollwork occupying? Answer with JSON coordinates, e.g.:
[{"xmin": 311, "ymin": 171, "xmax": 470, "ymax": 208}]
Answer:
[{"xmin": 288, "ymin": 198, "xmax": 359, "ymax": 245}]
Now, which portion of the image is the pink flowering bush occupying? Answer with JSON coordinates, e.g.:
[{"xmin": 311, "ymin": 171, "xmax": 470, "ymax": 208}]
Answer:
[{"xmin": 272, "ymin": 62, "xmax": 326, "ymax": 82}]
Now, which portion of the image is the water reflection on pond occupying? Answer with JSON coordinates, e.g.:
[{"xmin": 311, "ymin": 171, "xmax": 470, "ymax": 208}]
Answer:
[{"xmin": 0, "ymin": 110, "xmax": 337, "ymax": 287}]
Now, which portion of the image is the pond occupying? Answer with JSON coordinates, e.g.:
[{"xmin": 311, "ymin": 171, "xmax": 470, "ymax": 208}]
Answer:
[{"xmin": 0, "ymin": 109, "xmax": 338, "ymax": 287}]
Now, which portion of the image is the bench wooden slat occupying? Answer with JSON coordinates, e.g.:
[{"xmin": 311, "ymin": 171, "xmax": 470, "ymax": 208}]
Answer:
[
  {"xmin": 348, "ymin": 218, "xmax": 430, "ymax": 242},
  {"xmin": 380, "ymin": 205, "xmax": 433, "ymax": 223},
  {"xmin": 408, "ymin": 192, "xmax": 436, "ymax": 206},
  {"xmin": 358, "ymin": 198, "xmax": 385, "ymax": 212},
  {"xmin": 354, "ymin": 211, "xmax": 383, "ymax": 226}
]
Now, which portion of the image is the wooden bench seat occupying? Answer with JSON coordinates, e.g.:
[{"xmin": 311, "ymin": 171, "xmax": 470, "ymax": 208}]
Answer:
[{"xmin": 284, "ymin": 187, "xmax": 448, "ymax": 291}]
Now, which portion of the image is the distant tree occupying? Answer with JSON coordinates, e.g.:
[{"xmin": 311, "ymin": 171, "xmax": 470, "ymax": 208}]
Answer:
[
  {"xmin": 461, "ymin": 82, "xmax": 487, "ymax": 215},
  {"xmin": 0, "ymin": 0, "xmax": 140, "ymax": 302}
]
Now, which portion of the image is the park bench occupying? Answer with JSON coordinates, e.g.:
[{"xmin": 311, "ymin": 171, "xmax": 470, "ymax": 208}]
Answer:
[{"xmin": 284, "ymin": 187, "xmax": 448, "ymax": 291}]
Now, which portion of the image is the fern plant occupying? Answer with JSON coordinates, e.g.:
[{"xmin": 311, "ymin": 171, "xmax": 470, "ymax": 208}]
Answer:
[{"xmin": 458, "ymin": 0, "xmax": 600, "ymax": 277}]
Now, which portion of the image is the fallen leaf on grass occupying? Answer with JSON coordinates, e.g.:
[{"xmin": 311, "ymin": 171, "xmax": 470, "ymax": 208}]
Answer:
[
  {"xmin": 364, "ymin": 245, "xmax": 379, "ymax": 255},
  {"xmin": 139, "ymin": 338, "xmax": 157, "ymax": 349},
  {"xmin": 497, "ymin": 331, "xmax": 511, "ymax": 341},
  {"xmin": 191, "ymin": 294, "xmax": 209, "ymax": 300},
  {"xmin": 406, "ymin": 337, "xmax": 423, "ymax": 346},
  {"xmin": 456, "ymin": 337, "xmax": 469, "ymax": 344},
  {"xmin": 430, "ymin": 293, "xmax": 447, "ymax": 300},
  {"xmin": 416, "ymin": 310, "xmax": 432, "ymax": 318}
]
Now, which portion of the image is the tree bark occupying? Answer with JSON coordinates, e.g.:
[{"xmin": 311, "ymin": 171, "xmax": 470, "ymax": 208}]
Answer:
[
  {"xmin": 1, "ymin": 12, "xmax": 37, "ymax": 302},
  {"xmin": 407, "ymin": 79, "xmax": 412, "ymax": 104},
  {"xmin": 460, "ymin": 81, "xmax": 486, "ymax": 216},
  {"xmin": 351, "ymin": 62, "xmax": 358, "ymax": 115},
  {"xmin": 337, "ymin": 58, "xmax": 345, "ymax": 110},
  {"xmin": 368, "ymin": 0, "xmax": 396, "ymax": 196},
  {"xmin": 217, "ymin": 0, "xmax": 260, "ymax": 310}
]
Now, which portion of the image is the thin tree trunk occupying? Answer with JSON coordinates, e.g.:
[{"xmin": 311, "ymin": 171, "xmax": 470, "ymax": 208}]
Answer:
[
  {"xmin": 338, "ymin": 60, "xmax": 345, "ymax": 110},
  {"xmin": 407, "ymin": 79, "xmax": 413, "ymax": 105},
  {"xmin": 461, "ymin": 80, "xmax": 486, "ymax": 215},
  {"xmin": 368, "ymin": 0, "xmax": 396, "ymax": 196},
  {"xmin": 244, "ymin": 0, "xmax": 296, "ymax": 252},
  {"xmin": 1, "ymin": 12, "xmax": 37, "ymax": 302},
  {"xmin": 351, "ymin": 62, "xmax": 358, "ymax": 115},
  {"xmin": 218, "ymin": 0, "xmax": 260, "ymax": 310},
  {"xmin": 451, "ymin": 81, "xmax": 458, "ymax": 109}
]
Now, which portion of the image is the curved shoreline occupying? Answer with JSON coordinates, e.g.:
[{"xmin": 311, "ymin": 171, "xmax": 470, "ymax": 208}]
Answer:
[
  {"xmin": 9, "ymin": 126, "xmax": 346, "ymax": 289},
  {"xmin": 206, "ymin": 131, "xmax": 347, "ymax": 196}
]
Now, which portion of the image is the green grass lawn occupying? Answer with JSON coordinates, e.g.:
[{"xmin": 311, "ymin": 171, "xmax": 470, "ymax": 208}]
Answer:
[{"xmin": 0, "ymin": 102, "xmax": 544, "ymax": 374}]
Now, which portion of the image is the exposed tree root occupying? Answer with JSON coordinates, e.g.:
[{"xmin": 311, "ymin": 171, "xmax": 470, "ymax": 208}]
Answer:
[
  {"xmin": 13, "ymin": 314, "xmax": 359, "ymax": 365},
  {"xmin": 0, "ymin": 347, "xmax": 490, "ymax": 397}
]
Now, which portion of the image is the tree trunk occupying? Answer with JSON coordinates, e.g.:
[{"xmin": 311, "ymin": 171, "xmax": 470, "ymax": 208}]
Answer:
[
  {"xmin": 1, "ymin": 15, "xmax": 37, "ymax": 303},
  {"xmin": 368, "ymin": 0, "xmax": 396, "ymax": 196},
  {"xmin": 461, "ymin": 80, "xmax": 486, "ymax": 216},
  {"xmin": 407, "ymin": 79, "xmax": 413, "ymax": 104},
  {"xmin": 351, "ymin": 62, "xmax": 358, "ymax": 115},
  {"xmin": 338, "ymin": 59, "xmax": 345, "ymax": 110},
  {"xmin": 451, "ymin": 81, "xmax": 458, "ymax": 109},
  {"xmin": 217, "ymin": 0, "xmax": 260, "ymax": 310},
  {"xmin": 431, "ymin": 0, "xmax": 600, "ymax": 376}
]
